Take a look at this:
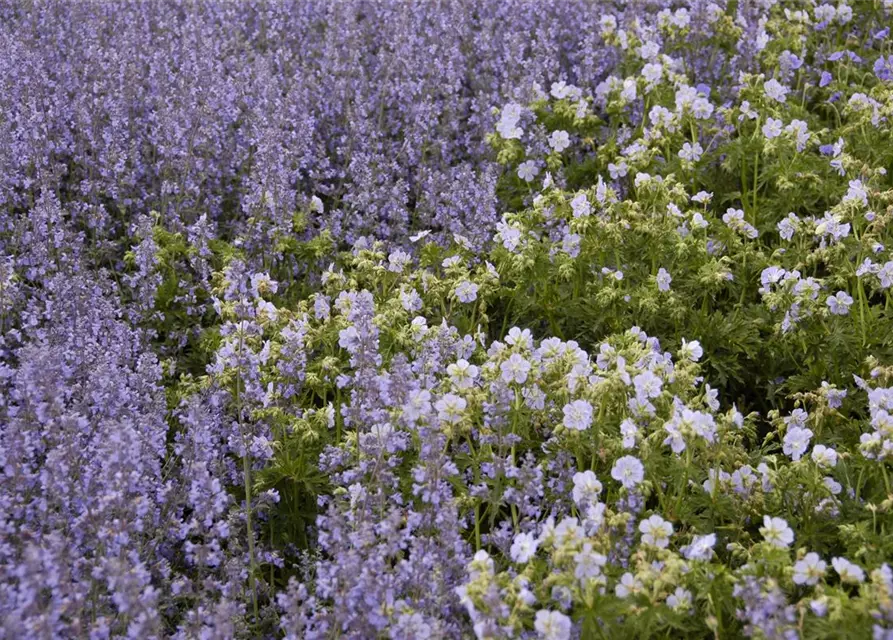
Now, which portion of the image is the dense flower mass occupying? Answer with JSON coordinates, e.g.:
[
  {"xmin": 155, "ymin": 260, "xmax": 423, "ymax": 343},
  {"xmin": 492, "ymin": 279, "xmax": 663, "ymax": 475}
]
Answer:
[{"xmin": 4, "ymin": 0, "xmax": 893, "ymax": 637}]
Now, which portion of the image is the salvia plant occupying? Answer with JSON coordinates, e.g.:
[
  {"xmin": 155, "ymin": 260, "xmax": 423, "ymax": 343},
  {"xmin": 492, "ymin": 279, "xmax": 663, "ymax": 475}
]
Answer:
[{"xmin": 3, "ymin": 0, "xmax": 893, "ymax": 638}]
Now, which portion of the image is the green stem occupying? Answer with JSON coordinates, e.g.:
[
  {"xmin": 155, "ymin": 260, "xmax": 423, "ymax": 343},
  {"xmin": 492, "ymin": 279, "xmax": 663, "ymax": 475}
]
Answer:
[
  {"xmin": 751, "ymin": 149, "xmax": 759, "ymax": 232},
  {"xmin": 857, "ymin": 278, "xmax": 868, "ymax": 347},
  {"xmin": 673, "ymin": 447, "xmax": 693, "ymax": 518},
  {"xmin": 235, "ymin": 328, "xmax": 259, "ymax": 622},
  {"xmin": 500, "ymin": 294, "xmax": 515, "ymax": 338},
  {"xmin": 855, "ymin": 466, "xmax": 866, "ymax": 502},
  {"xmin": 883, "ymin": 463, "xmax": 892, "ymax": 497},
  {"xmin": 475, "ymin": 504, "xmax": 482, "ymax": 551}
]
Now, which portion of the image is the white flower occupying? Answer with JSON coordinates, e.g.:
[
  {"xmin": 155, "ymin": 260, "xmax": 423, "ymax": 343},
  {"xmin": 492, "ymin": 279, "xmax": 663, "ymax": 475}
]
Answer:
[
  {"xmin": 823, "ymin": 476, "xmax": 842, "ymax": 495},
  {"xmin": 518, "ymin": 161, "xmax": 540, "ymax": 182},
  {"xmin": 620, "ymin": 418, "xmax": 640, "ymax": 448},
  {"xmin": 434, "ymin": 393, "xmax": 467, "ymax": 424},
  {"xmin": 666, "ymin": 587, "xmax": 693, "ymax": 610},
  {"xmin": 573, "ymin": 543, "xmax": 607, "ymax": 581},
  {"xmin": 447, "ymin": 359, "xmax": 479, "ymax": 390},
  {"xmin": 369, "ymin": 422, "xmax": 393, "ymax": 442},
  {"xmin": 550, "ymin": 81, "xmax": 579, "ymax": 100},
  {"xmin": 810, "ymin": 598, "xmax": 828, "ymax": 617},
  {"xmin": 409, "ymin": 316, "xmax": 428, "ymax": 340},
  {"xmin": 348, "ymin": 482, "xmax": 367, "ymax": 509},
  {"xmin": 785, "ymin": 119, "xmax": 810, "ymax": 151},
  {"xmin": 621, "ymin": 78, "xmax": 637, "ymax": 102},
  {"xmin": 639, "ymin": 514, "xmax": 674, "ymax": 548},
  {"xmin": 783, "ymin": 425, "xmax": 813, "ymax": 461},
  {"xmin": 608, "ymin": 161, "xmax": 628, "ymax": 180},
  {"xmin": 470, "ymin": 549, "xmax": 494, "ymax": 575},
  {"xmin": 615, "ymin": 572, "xmax": 643, "ymax": 598},
  {"xmin": 611, "ymin": 456, "xmax": 645, "ymax": 489},
  {"xmin": 599, "ymin": 15, "xmax": 617, "ymax": 35},
  {"xmin": 454, "ymin": 280, "xmax": 478, "ymax": 303},
  {"xmin": 638, "ymin": 40, "xmax": 660, "ymax": 60},
  {"xmin": 642, "ymin": 62, "xmax": 663, "ymax": 86},
  {"xmin": 583, "ymin": 502, "xmax": 607, "ymax": 534},
  {"xmin": 793, "ymin": 552, "xmax": 827, "ymax": 586},
  {"xmin": 663, "ymin": 421, "xmax": 686, "ymax": 453},
  {"xmin": 500, "ymin": 353, "xmax": 531, "ymax": 384},
  {"xmin": 678, "ymin": 141, "xmax": 703, "ymax": 162},
  {"xmin": 826, "ymin": 290, "xmax": 853, "ymax": 315},
  {"xmin": 692, "ymin": 97, "xmax": 714, "ymax": 119},
  {"xmin": 534, "ymin": 610, "xmax": 572, "ymax": 640},
  {"xmin": 442, "ymin": 255, "xmax": 462, "ymax": 269},
  {"xmin": 692, "ymin": 190, "xmax": 713, "ymax": 204},
  {"xmin": 256, "ymin": 300, "xmax": 278, "ymax": 324},
  {"xmin": 633, "ymin": 371, "xmax": 663, "ymax": 400},
  {"xmin": 835, "ymin": 4, "xmax": 852, "ymax": 23},
  {"xmin": 571, "ymin": 192, "xmax": 591, "ymax": 218},
  {"xmin": 764, "ymin": 78, "xmax": 789, "ymax": 103},
  {"xmin": 572, "ymin": 470, "xmax": 603, "ymax": 506},
  {"xmin": 399, "ymin": 288, "xmax": 422, "ymax": 312},
  {"xmin": 595, "ymin": 175, "xmax": 609, "ymax": 203},
  {"xmin": 496, "ymin": 102, "xmax": 524, "ymax": 139},
  {"xmin": 506, "ymin": 326, "xmax": 533, "ymax": 348},
  {"xmin": 563, "ymin": 399, "xmax": 593, "ymax": 431},
  {"xmin": 656, "ymin": 268, "xmax": 672, "ymax": 292},
  {"xmin": 811, "ymin": 444, "xmax": 838, "ymax": 468},
  {"xmin": 723, "ymin": 207, "xmax": 758, "ymax": 238},
  {"xmin": 680, "ymin": 338, "xmax": 703, "ymax": 362},
  {"xmin": 634, "ymin": 172, "xmax": 653, "ymax": 189},
  {"xmin": 682, "ymin": 533, "xmax": 716, "ymax": 561},
  {"xmin": 760, "ymin": 515, "xmax": 795, "ymax": 548},
  {"xmin": 562, "ymin": 233, "xmax": 580, "ymax": 258},
  {"xmin": 815, "ymin": 4, "xmax": 836, "ymax": 23},
  {"xmin": 510, "ymin": 532, "xmax": 539, "ymax": 563},
  {"xmin": 250, "ymin": 272, "xmax": 278, "ymax": 297},
  {"xmin": 762, "ymin": 117, "xmax": 783, "ymax": 139},
  {"xmin": 756, "ymin": 30, "xmax": 769, "ymax": 51},
  {"xmin": 403, "ymin": 388, "xmax": 432, "ymax": 422},
  {"xmin": 549, "ymin": 130, "xmax": 571, "ymax": 153},
  {"xmin": 832, "ymin": 557, "xmax": 865, "ymax": 584},
  {"xmin": 553, "ymin": 517, "xmax": 583, "ymax": 547}
]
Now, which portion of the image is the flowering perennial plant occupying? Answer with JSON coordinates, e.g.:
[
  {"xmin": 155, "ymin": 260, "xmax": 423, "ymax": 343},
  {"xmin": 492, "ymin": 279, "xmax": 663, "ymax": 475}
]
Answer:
[{"xmin": 4, "ymin": 0, "xmax": 893, "ymax": 638}]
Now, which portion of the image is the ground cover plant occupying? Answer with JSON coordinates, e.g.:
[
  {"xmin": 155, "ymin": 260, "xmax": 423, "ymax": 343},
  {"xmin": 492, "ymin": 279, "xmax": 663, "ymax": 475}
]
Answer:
[{"xmin": 2, "ymin": 0, "xmax": 893, "ymax": 638}]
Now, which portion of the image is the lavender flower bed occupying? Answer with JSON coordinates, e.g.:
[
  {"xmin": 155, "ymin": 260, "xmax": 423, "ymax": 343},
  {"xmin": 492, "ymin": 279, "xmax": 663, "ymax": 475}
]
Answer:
[{"xmin": 3, "ymin": 1, "xmax": 893, "ymax": 638}]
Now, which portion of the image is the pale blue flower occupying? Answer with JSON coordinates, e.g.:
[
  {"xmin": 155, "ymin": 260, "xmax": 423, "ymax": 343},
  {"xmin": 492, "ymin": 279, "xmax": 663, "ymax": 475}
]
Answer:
[
  {"xmin": 518, "ymin": 160, "xmax": 540, "ymax": 182},
  {"xmin": 501, "ymin": 353, "xmax": 531, "ymax": 384},
  {"xmin": 760, "ymin": 515, "xmax": 795, "ymax": 548},
  {"xmin": 535, "ymin": 610, "xmax": 571, "ymax": 640},
  {"xmin": 832, "ymin": 557, "xmax": 865, "ymax": 584},
  {"xmin": 511, "ymin": 532, "xmax": 539, "ymax": 564},
  {"xmin": 826, "ymin": 290, "xmax": 853, "ymax": 315},
  {"xmin": 611, "ymin": 455, "xmax": 645, "ymax": 489},
  {"xmin": 548, "ymin": 130, "xmax": 571, "ymax": 153},
  {"xmin": 639, "ymin": 514, "xmax": 673, "ymax": 548},
  {"xmin": 563, "ymin": 399, "xmax": 593, "ymax": 431},
  {"xmin": 682, "ymin": 533, "xmax": 716, "ymax": 561},
  {"xmin": 783, "ymin": 425, "xmax": 813, "ymax": 461},
  {"xmin": 455, "ymin": 280, "xmax": 478, "ymax": 303},
  {"xmin": 762, "ymin": 117, "xmax": 783, "ymax": 139},
  {"xmin": 764, "ymin": 78, "xmax": 789, "ymax": 103},
  {"xmin": 793, "ymin": 553, "xmax": 827, "ymax": 586},
  {"xmin": 572, "ymin": 470, "xmax": 602, "ymax": 505},
  {"xmin": 656, "ymin": 268, "xmax": 672, "ymax": 292}
]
